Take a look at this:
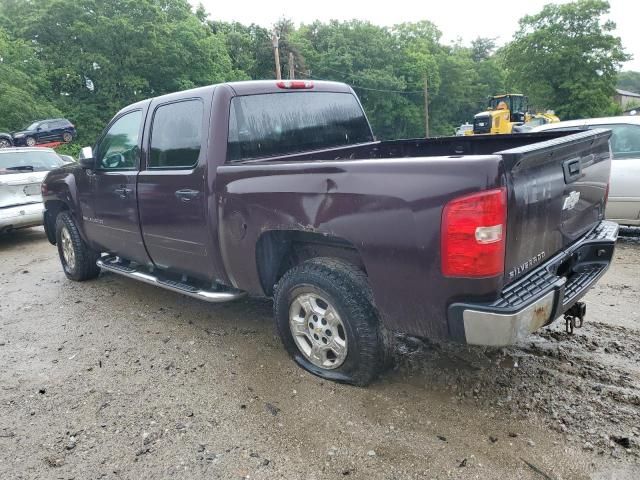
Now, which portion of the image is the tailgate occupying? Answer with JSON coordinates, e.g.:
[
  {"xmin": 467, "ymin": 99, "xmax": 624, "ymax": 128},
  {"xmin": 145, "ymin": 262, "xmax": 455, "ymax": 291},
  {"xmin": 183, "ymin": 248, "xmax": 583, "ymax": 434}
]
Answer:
[
  {"xmin": 0, "ymin": 171, "xmax": 47, "ymax": 209},
  {"xmin": 499, "ymin": 129, "xmax": 612, "ymax": 285}
]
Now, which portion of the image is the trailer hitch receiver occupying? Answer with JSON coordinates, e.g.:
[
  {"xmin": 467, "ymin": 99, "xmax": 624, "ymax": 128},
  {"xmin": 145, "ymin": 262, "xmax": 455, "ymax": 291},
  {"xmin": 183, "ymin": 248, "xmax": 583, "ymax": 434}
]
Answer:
[{"xmin": 564, "ymin": 302, "xmax": 586, "ymax": 334}]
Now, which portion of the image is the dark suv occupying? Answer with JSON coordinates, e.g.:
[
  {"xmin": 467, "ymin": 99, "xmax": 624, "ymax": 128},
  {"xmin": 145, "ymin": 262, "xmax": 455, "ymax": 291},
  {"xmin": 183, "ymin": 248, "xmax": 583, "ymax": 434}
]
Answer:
[{"xmin": 12, "ymin": 118, "xmax": 77, "ymax": 147}]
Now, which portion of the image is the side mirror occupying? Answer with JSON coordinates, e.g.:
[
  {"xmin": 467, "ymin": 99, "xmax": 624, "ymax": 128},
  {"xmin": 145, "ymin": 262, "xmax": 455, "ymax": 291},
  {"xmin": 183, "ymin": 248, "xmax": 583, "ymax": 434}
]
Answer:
[{"xmin": 78, "ymin": 146, "xmax": 95, "ymax": 169}]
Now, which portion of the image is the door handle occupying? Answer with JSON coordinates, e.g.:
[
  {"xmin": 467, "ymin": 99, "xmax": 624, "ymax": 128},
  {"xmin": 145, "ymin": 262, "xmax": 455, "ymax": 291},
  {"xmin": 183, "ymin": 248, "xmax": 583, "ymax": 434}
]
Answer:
[
  {"xmin": 175, "ymin": 189, "xmax": 200, "ymax": 202},
  {"xmin": 114, "ymin": 186, "xmax": 133, "ymax": 199}
]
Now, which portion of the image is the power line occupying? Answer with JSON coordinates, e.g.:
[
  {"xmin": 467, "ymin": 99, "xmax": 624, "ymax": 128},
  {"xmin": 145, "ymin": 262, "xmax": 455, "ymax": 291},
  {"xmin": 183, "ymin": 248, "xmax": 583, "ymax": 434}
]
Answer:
[
  {"xmin": 352, "ymin": 85, "xmax": 423, "ymax": 94},
  {"xmin": 295, "ymin": 69, "xmax": 423, "ymax": 95}
]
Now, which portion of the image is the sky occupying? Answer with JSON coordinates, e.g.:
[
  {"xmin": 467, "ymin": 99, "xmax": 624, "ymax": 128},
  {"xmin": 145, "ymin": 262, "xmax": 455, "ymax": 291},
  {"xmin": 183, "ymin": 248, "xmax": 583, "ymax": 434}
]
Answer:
[{"xmin": 193, "ymin": 0, "xmax": 640, "ymax": 71}]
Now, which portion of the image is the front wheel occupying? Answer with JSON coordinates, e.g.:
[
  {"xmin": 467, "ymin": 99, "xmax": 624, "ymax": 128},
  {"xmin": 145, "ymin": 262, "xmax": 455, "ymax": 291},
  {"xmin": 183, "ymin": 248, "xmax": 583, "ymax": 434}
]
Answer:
[
  {"xmin": 55, "ymin": 211, "xmax": 101, "ymax": 281},
  {"xmin": 274, "ymin": 258, "xmax": 386, "ymax": 386},
  {"xmin": 25, "ymin": 136, "xmax": 36, "ymax": 147}
]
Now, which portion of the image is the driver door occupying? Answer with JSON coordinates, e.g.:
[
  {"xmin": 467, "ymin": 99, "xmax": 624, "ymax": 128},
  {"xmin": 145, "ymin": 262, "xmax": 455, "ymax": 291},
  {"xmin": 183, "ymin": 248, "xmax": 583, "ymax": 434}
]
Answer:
[{"xmin": 89, "ymin": 107, "xmax": 150, "ymax": 264}]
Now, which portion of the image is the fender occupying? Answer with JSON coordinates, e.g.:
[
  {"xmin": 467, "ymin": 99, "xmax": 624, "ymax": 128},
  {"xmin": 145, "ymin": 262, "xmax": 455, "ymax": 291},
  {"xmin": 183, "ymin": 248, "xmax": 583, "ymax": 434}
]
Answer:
[{"xmin": 42, "ymin": 164, "xmax": 91, "ymax": 246}]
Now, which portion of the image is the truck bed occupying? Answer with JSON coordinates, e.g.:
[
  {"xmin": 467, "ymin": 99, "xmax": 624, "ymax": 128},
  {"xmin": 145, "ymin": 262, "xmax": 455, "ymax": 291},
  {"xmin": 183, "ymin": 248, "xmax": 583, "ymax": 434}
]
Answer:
[
  {"xmin": 240, "ymin": 130, "xmax": 581, "ymax": 163},
  {"xmin": 217, "ymin": 129, "xmax": 611, "ymax": 339}
]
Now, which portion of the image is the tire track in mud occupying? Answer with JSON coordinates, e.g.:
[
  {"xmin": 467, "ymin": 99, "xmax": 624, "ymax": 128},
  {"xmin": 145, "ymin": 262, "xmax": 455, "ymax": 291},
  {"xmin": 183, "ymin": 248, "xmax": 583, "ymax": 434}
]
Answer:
[{"xmin": 392, "ymin": 312, "xmax": 640, "ymax": 460}]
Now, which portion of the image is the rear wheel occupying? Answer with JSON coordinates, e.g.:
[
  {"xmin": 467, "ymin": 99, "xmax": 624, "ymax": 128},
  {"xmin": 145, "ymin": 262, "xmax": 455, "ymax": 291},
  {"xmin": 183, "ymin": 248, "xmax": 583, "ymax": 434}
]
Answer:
[
  {"xmin": 55, "ymin": 211, "xmax": 100, "ymax": 281},
  {"xmin": 62, "ymin": 132, "xmax": 73, "ymax": 143},
  {"xmin": 25, "ymin": 136, "xmax": 36, "ymax": 147},
  {"xmin": 274, "ymin": 258, "xmax": 386, "ymax": 386},
  {"xmin": 0, "ymin": 138, "xmax": 11, "ymax": 148}
]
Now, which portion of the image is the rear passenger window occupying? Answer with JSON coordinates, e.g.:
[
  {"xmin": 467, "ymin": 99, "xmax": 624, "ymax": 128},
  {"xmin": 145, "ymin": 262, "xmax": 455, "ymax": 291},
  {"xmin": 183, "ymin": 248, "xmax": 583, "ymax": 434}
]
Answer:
[
  {"xmin": 149, "ymin": 99, "xmax": 203, "ymax": 169},
  {"xmin": 227, "ymin": 92, "xmax": 373, "ymax": 162},
  {"xmin": 591, "ymin": 124, "xmax": 640, "ymax": 160}
]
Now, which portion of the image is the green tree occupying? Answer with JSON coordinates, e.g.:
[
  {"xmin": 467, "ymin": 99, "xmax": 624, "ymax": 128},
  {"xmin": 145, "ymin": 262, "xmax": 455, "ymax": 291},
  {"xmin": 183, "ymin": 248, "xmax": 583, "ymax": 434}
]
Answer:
[
  {"xmin": 0, "ymin": 27, "xmax": 61, "ymax": 133},
  {"xmin": 503, "ymin": 0, "xmax": 629, "ymax": 119},
  {"xmin": 1, "ymin": 0, "xmax": 235, "ymax": 145},
  {"xmin": 470, "ymin": 37, "xmax": 497, "ymax": 62},
  {"xmin": 292, "ymin": 20, "xmax": 421, "ymax": 139},
  {"xmin": 209, "ymin": 21, "xmax": 274, "ymax": 80}
]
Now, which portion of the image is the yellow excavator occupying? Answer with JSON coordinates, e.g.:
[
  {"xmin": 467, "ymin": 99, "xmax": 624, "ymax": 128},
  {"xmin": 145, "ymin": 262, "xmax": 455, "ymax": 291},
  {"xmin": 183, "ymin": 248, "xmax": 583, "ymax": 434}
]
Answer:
[{"xmin": 470, "ymin": 94, "xmax": 559, "ymax": 135}]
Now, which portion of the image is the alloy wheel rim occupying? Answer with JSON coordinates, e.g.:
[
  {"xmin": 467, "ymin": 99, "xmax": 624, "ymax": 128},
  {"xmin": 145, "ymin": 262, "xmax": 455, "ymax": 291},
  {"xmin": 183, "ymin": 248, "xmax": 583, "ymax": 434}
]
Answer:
[
  {"xmin": 0, "ymin": 139, "xmax": 9, "ymax": 148},
  {"xmin": 289, "ymin": 292, "xmax": 348, "ymax": 369},
  {"xmin": 61, "ymin": 226, "xmax": 75, "ymax": 270},
  {"xmin": 26, "ymin": 137, "xmax": 35, "ymax": 146}
]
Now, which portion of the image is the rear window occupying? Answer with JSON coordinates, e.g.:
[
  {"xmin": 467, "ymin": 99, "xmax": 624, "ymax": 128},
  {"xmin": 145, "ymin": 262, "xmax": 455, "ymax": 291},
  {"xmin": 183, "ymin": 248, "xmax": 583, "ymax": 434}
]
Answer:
[
  {"xmin": 0, "ymin": 151, "xmax": 64, "ymax": 174},
  {"xmin": 227, "ymin": 92, "xmax": 373, "ymax": 162}
]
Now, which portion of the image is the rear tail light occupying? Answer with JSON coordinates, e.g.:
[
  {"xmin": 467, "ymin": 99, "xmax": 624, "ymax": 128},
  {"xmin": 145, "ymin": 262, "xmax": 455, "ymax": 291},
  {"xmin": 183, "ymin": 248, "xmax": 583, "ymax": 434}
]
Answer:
[
  {"xmin": 276, "ymin": 80, "xmax": 313, "ymax": 89},
  {"xmin": 41, "ymin": 183, "xmax": 48, "ymax": 196},
  {"xmin": 441, "ymin": 187, "xmax": 507, "ymax": 277}
]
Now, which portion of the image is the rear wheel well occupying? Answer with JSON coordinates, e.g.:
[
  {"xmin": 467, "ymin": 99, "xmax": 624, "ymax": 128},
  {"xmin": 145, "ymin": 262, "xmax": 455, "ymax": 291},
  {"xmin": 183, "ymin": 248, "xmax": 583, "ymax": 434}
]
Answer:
[{"xmin": 256, "ymin": 230, "xmax": 365, "ymax": 297}]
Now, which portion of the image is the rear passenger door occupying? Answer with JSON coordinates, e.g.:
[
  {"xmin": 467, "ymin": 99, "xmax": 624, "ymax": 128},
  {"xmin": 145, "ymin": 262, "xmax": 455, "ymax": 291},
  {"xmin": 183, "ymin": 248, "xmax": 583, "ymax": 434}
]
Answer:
[
  {"xmin": 50, "ymin": 120, "xmax": 65, "ymax": 142},
  {"xmin": 36, "ymin": 122, "xmax": 51, "ymax": 143},
  {"xmin": 137, "ymin": 97, "xmax": 213, "ymax": 279}
]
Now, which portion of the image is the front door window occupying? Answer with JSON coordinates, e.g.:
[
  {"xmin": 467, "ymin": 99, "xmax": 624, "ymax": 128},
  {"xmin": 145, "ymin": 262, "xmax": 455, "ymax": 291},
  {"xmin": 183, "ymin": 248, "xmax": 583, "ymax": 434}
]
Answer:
[{"xmin": 96, "ymin": 110, "xmax": 142, "ymax": 170}]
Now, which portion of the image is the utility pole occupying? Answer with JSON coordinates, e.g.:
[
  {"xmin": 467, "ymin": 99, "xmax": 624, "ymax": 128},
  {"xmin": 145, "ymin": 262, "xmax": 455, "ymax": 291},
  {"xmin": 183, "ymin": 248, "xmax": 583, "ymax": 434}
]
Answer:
[
  {"xmin": 271, "ymin": 32, "xmax": 282, "ymax": 80},
  {"xmin": 424, "ymin": 77, "xmax": 430, "ymax": 138},
  {"xmin": 288, "ymin": 52, "xmax": 295, "ymax": 79}
]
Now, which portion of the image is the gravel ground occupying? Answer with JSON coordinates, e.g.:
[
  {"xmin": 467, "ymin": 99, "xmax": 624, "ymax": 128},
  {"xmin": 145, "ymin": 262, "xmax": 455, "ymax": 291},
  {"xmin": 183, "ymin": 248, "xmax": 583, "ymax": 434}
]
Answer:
[{"xmin": 1, "ymin": 227, "xmax": 639, "ymax": 480}]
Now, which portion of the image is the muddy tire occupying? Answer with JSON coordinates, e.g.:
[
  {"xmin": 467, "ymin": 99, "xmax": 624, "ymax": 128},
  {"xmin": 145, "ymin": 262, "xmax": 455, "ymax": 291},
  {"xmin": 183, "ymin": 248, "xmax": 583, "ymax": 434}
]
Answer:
[
  {"xmin": 274, "ymin": 258, "xmax": 386, "ymax": 386},
  {"xmin": 55, "ymin": 211, "xmax": 100, "ymax": 281}
]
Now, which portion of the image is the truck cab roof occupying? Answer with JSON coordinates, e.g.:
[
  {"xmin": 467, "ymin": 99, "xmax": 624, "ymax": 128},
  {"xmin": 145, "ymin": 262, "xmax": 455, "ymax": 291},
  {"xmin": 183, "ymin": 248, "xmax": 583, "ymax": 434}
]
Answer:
[{"xmin": 115, "ymin": 80, "xmax": 353, "ymax": 118}]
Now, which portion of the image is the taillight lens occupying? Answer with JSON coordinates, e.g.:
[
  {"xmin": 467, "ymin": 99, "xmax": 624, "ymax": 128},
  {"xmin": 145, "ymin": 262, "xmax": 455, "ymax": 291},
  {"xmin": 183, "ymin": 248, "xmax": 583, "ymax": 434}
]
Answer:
[
  {"xmin": 276, "ymin": 80, "xmax": 313, "ymax": 89},
  {"xmin": 41, "ymin": 183, "xmax": 48, "ymax": 196},
  {"xmin": 441, "ymin": 187, "xmax": 507, "ymax": 277}
]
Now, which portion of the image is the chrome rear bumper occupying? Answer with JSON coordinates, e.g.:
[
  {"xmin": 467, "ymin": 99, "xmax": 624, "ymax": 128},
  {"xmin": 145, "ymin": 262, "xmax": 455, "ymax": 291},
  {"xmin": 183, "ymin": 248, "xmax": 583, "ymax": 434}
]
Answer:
[{"xmin": 448, "ymin": 221, "xmax": 618, "ymax": 346}]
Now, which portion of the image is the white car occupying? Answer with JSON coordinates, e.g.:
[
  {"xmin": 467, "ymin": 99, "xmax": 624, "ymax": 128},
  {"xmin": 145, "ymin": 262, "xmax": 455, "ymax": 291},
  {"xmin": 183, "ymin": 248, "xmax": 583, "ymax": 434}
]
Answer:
[
  {"xmin": 533, "ymin": 116, "xmax": 640, "ymax": 226},
  {"xmin": 0, "ymin": 147, "xmax": 65, "ymax": 233}
]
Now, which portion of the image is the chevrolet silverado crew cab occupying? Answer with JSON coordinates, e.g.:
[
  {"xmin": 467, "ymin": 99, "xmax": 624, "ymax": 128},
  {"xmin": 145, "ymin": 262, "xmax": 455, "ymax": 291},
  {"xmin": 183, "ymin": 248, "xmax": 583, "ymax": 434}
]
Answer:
[{"xmin": 42, "ymin": 80, "xmax": 618, "ymax": 385}]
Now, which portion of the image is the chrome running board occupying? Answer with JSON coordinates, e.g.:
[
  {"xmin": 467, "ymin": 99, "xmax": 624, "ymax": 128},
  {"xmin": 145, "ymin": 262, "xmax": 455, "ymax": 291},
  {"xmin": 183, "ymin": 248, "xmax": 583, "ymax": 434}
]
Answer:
[{"xmin": 96, "ymin": 256, "xmax": 246, "ymax": 303}]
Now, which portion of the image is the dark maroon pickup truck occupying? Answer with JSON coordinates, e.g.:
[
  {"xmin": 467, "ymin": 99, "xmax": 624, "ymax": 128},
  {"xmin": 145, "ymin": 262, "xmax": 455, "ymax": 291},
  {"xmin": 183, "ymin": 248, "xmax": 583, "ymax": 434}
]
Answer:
[{"xmin": 42, "ymin": 80, "xmax": 618, "ymax": 385}]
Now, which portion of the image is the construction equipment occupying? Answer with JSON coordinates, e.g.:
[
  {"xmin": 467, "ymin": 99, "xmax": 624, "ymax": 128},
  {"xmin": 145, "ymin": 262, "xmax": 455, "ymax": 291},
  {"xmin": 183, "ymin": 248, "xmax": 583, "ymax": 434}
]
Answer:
[
  {"xmin": 524, "ymin": 111, "xmax": 560, "ymax": 127},
  {"xmin": 471, "ymin": 94, "xmax": 559, "ymax": 135}
]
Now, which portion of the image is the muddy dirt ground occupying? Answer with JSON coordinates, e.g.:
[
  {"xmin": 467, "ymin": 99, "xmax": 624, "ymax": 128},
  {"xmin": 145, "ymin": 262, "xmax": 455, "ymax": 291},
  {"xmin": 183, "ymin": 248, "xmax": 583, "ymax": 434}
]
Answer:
[{"xmin": 1, "ymin": 228, "xmax": 639, "ymax": 480}]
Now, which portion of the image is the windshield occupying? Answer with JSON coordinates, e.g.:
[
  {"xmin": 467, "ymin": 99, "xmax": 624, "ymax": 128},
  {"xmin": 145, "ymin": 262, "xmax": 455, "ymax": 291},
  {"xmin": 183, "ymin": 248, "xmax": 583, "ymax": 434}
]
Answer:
[
  {"xmin": 0, "ymin": 150, "xmax": 64, "ymax": 174},
  {"xmin": 490, "ymin": 95, "xmax": 526, "ymax": 113},
  {"xmin": 25, "ymin": 122, "xmax": 40, "ymax": 131},
  {"xmin": 490, "ymin": 97, "xmax": 509, "ymax": 110}
]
